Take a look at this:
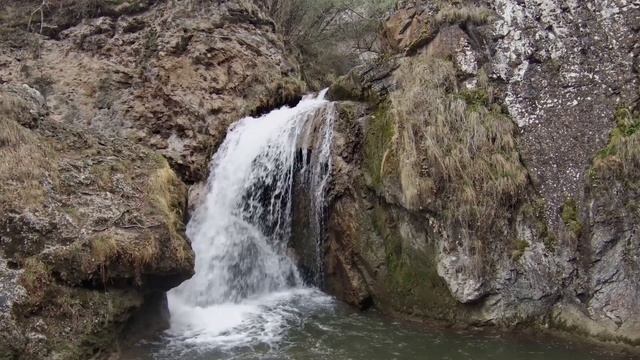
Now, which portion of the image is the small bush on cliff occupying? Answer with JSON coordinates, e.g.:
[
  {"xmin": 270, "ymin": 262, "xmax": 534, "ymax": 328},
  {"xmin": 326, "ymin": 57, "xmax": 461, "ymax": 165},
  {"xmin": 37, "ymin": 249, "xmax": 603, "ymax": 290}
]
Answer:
[{"xmin": 263, "ymin": 0, "xmax": 395, "ymax": 87}]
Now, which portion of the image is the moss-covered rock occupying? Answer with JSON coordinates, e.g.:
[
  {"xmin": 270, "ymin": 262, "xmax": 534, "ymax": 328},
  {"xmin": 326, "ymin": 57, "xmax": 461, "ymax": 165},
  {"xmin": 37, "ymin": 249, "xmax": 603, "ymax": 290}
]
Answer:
[
  {"xmin": 570, "ymin": 103, "xmax": 640, "ymax": 345},
  {"xmin": 324, "ymin": 12, "xmax": 560, "ymax": 333},
  {"xmin": 561, "ymin": 198, "xmax": 583, "ymax": 238},
  {"xmin": 324, "ymin": 0, "xmax": 640, "ymax": 349},
  {"xmin": 363, "ymin": 103, "xmax": 395, "ymax": 192}
]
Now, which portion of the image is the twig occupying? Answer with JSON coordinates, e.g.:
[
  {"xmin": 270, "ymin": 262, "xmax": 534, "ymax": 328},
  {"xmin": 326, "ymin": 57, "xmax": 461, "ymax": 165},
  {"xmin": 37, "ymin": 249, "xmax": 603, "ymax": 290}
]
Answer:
[
  {"xmin": 91, "ymin": 208, "xmax": 130, "ymax": 232},
  {"xmin": 27, "ymin": 0, "xmax": 48, "ymax": 34},
  {"xmin": 120, "ymin": 223, "xmax": 162, "ymax": 229}
]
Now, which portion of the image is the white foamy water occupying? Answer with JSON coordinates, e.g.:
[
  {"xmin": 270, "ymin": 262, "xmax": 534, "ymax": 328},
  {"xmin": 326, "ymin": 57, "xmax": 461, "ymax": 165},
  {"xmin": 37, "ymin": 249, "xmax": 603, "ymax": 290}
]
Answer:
[{"xmin": 166, "ymin": 90, "xmax": 336, "ymax": 350}]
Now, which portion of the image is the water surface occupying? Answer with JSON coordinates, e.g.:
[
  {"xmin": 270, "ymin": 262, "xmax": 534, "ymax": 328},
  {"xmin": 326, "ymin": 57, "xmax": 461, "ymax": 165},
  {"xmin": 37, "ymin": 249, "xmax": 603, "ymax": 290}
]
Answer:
[{"xmin": 123, "ymin": 289, "xmax": 635, "ymax": 360}]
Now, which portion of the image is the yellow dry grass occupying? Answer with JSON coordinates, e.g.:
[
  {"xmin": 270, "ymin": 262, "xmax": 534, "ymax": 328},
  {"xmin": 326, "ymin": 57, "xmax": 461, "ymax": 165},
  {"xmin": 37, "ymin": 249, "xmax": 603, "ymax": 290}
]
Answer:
[
  {"xmin": 386, "ymin": 54, "xmax": 528, "ymax": 265},
  {"xmin": 0, "ymin": 113, "xmax": 53, "ymax": 209},
  {"xmin": 433, "ymin": 4, "xmax": 494, "ymax": 27},
  {"xmin": 146, "ymin": 159, "xmax": 190, "ymax": 265}
]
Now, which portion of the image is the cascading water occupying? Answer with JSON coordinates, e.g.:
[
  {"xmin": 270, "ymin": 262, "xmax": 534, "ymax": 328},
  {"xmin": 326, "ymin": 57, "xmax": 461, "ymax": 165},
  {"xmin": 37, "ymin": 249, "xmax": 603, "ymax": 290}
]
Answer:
[
  {"xmin": 125, "ymin": 93, "xmax": 629, "ymax": 360},
  {"xmin": 165, "ymin": 91, "xmax": 336, "ymax": 353}
]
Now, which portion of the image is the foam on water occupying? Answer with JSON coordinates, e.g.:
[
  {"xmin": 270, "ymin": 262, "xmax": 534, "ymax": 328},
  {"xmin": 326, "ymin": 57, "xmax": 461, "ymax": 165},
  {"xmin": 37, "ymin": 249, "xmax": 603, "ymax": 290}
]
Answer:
[
  {"xmin": 167, "ymin": 288, "xmax": 333, "ymax": 350},
  {"xmin": 165, "ymin": 90, "xmax": 336, "ymax": 351}
]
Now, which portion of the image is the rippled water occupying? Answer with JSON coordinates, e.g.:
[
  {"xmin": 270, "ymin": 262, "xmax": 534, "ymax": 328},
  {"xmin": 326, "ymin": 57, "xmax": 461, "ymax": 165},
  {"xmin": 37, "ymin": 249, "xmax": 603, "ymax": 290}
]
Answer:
[{"xmin": 123, "ymin": 289, "xmax": 635, "ymax": 360}]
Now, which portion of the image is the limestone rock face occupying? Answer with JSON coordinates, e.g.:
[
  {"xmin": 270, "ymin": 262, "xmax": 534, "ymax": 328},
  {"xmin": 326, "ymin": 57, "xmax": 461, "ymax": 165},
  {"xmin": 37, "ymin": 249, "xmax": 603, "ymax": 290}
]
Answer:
[
  {"xmin": 0, "ymin": 0, "xmax": 304, "ymax": 183},
  {"xmin": 324, "ymin": 0, "xmax": 640, "ymax": 346},
  {"xmin": 489, "ymin": 0, "xmax": 640, "ymax": 227}
]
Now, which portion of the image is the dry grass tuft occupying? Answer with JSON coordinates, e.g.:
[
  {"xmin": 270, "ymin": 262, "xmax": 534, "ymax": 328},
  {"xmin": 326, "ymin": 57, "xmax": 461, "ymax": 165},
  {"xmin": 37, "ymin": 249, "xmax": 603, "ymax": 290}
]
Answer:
[
  {"xmin": 19, "ymin": 257, "xmax": 52, "ymax": 311},
  {"xmin": 90, "ymin": 236, "xmax": 119, "ymax": 267},
  {"xmin": 146, "ymin": 158, "xmax": 190, "ymax": 265},
  {"xmin": 592, "ymin": 106, "xmax": 640, "ymax": 181},
  {"xmin": 86, "ymin": 232, "xmax": 161, "ymax": 285},
  {"xmin": 386, "ymin": 54, "xmax": 528, "ymax": 268},
  {"xmin": 0, "ymin": 116, "xmax": 54, "ymax": 209},
  {"xmin": 433, "ymin": 5, "xmax": 494, "ymax": 27}
]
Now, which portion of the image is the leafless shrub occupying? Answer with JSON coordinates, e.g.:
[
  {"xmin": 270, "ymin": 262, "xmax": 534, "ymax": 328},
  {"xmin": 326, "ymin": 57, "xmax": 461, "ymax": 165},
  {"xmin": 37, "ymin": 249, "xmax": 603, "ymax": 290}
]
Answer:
[{"xmin": 261, "ymin": 0, "xmax": 396, "ymax": 87}]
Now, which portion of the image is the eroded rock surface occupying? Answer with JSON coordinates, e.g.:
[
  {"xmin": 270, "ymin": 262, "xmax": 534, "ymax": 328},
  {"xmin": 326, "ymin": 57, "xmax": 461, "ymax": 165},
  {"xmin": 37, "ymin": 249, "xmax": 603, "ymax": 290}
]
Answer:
[
  {"xmin": 0, "ymin": 0, "xmax": 304, "ymax": 183},
  {"xmin": 0, "ymin": 84, "xmax": 193, "ymax": 358},
  {"xmin": 0, "ymin": 0, "xmax": 305, "ymax": 358},
  {"xmin": 323, "ymin": 0, "xmax": 640, "ymax": 347}
]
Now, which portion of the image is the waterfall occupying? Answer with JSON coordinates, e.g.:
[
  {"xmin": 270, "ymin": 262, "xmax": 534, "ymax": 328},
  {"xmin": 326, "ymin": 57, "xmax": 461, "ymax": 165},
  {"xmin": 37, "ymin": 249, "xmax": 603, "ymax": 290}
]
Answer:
[{"xmin": 165, "ymin": 91, "xmax": 335, "ymax": 350}]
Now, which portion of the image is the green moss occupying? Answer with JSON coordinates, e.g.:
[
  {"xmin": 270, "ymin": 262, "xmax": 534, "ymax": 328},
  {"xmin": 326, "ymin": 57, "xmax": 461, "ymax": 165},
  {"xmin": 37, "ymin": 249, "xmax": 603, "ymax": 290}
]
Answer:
[
  {"xmin": 139, "ymin": 28, "xmax": 159, "ymax": 65},
  {"xmin": 561, "ymin": 198, "xmax": 583, "ymax": 237},
  {"xmin": 543, "ymin": 231, "xmax": 557, "ymax": 252},
  {"xmin": 459, "ymin": 88, "xmax": 490, "ymax": 109},
  {"xmin": 371, "ymin": 205, "xmax": 460, "ymax": 320},
  {"xmin": 520, "ymin": 199, "xmax": 557, "ymax": 252},
  {"xmin": 511, "ymin": 239, "xmax": 530, "ymax": 261},
  {"xmin": 363, "ymin": 103, "xmax": 395, "ymax": 191},
  {"xmin": 589, "ymin": 105, "xmax": 640, "ymax": 197},
  {"xmin": 596, "ymin": 107, "xmax": 640, "ymax": 159}
]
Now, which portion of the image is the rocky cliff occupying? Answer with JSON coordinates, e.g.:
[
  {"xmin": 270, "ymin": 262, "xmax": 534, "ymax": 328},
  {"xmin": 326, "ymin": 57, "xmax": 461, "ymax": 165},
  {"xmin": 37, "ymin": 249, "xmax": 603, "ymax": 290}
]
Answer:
[
  {"xmin": 324, "ymin": 0, "xmax": 640, "ymax": 346},
  {"xmin": 0, "ymin": 0, "xmax": 303, "ymax": 184},
  {"xmin": 2, "ymin": 0, "xmax": 639, "ymax": 356},
  {"xmin": 0, "ymin": 0, "xmax": 304, "ymax": 358}
]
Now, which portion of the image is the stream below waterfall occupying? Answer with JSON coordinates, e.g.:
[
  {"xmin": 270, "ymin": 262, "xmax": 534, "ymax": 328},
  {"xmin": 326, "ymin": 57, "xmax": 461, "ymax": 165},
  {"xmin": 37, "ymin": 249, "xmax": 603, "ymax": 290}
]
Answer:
[
  {"xmin": 123, "ymin": 291, "xmax": 635, "ymax": 360},
  {"xmin": 123, "ymin": 93, "xmax": 636, "ymax": 360}
]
